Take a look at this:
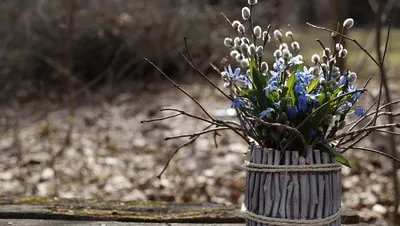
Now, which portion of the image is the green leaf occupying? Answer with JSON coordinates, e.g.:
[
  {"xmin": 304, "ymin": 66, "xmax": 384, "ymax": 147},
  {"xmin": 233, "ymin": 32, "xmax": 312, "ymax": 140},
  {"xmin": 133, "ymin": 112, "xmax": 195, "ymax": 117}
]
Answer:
[
  {"xmin": 285, "ymin": 71, "xmax": 296, "ymax": 106},
  {"xmin": 249, "ymin": 58, "xmax": 267, "ymax": 110},
  {"xmin": 318, "ymin": 142, "xmax": 351, "ymax": 167},
  {"xmin": 307, "ymin": 78, "xmax": 319, "ymax": 93}
]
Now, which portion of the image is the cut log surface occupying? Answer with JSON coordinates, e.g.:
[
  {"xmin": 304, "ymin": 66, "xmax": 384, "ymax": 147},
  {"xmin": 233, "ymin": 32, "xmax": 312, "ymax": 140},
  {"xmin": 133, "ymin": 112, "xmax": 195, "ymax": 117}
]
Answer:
[{"xmin": 0, "ymin": 197, "xmax": 364, "ymax": 225}]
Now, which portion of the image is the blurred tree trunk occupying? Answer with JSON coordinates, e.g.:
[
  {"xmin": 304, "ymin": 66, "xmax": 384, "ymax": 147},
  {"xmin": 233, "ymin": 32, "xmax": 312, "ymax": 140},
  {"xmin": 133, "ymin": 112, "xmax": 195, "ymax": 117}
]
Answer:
[{"xmin": 329, "ymin": 0, "xmax": 348, "ymax": 70}]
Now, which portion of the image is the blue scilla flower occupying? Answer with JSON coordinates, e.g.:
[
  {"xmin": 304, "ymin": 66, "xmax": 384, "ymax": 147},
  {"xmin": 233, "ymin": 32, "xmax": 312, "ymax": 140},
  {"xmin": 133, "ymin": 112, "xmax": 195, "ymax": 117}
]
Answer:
[
  {"xmin": 343, "ymin": 101, "xmax": 352, "ymax": 110},
  {"xmin": 289, "ymin": 55, "xmax": 303, "ymax": 65},
  {"xmin": 354, "ymin": 107, "xmax": 365, "ymax": 117},
  {"xmin": 295, "ymin": 82, "xmax": 307, "ymax": 94},
  {"xmin": 353, "ymin": 91, "xmax": 361, "ymax": 101},
  {"xmin": 347, "ymin": 84, "xmax": 356, "ymax": 92},
  {"xmin": 259, "ymin": 108, "xmax": 275, "ymax": 119},
  {"xmin": 264, "ymin": 84, "xmax": 280, "ymax": 98},
  {"xmin": 287, "ymin": 106, "xmax": 299, "ymax": 119},
  {"xmin": 298, "ymin": 93, "xmax": 308, "ymax": 112},
  {"xmin": 338, "ymin": 75, "xmax": 347, "ymax": 85},
  {"xmin": 226, "ymin": 65, "xmax": 241, "ymax": 78},
  {"xmin": 296, "ymin": 67, "xmax": 315, "ymax": 85},
  {"xmin": 273, "ymin": 101, "xmax": 280, "ymax": 108},
  {"xmin": 269, "ymin": 70, "xmax": 281, "ymax": 84},
  {"xmin": 231, "ymin": 98, "xmax": 245, "ymax": 108}
]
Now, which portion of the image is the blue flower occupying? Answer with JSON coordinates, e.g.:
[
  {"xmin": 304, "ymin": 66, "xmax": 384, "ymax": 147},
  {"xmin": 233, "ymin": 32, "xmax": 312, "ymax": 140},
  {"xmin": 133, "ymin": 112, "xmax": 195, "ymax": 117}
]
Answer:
[
  {"xmin": 289, "ymin": 55, "xmax": 303, "ymax": 65},
  {"xmin": 343, "ymin": 101, "xmax": 352, "ymax": 110},
  {"xmin": 259, "ymin": 108, "xmax": 275, "ymax": 119},
  {"xmin": 295, "ymin": 82, "xmax": 306, "ymax": 94},
  {"xmin": 264, "ymin": 84, "xmax": 280, "ymax": 98},
  {"xmin": 287, "ymin": 106, "xmax": 299, "ymax": 119},
  {"xmin": 227, "ymin": 65, "xmax": 241, "ymax": 78},
  {"xmin": 353, "ymin": 91, "xmax": 361, "ymax": 101},
  {"xmin": 298, "ymin": 93, "xmax": 308, "ymax": 112},
  {"xmin": 347, "ymin": 84, "xmax": 357, "ymax": 92},
  {"xmin": 309, "ymin": 129, "xmax": 317, "ymax": 137},
  {"xmin": 354, "ymin": 107, "xmax": 365, "ymax": 117},
  {"xmin": 338, "ymin": 75, "xmax": 347, "ymax": 85},
  {"xmin": 231, "ymin": 98, "xmax": 245, "ymax": 108}
]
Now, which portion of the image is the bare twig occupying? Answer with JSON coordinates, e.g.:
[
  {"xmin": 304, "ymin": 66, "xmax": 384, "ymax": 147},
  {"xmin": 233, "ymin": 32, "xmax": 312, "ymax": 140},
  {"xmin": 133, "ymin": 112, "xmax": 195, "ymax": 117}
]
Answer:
[
  {"xmin": 339, "ymin": 146, "xmax": 400, "ymax": 163},
  {"xmin": 143, "ymin": 58, "xmax": 213, "ymax": 120},
  {"xmin": 164, "ymin": 127, "xmax": 232, "ymax": 140},
  {"xmin": 140, "ymin": 113, "xmax": 182, "ymax": 123},
  {"xmin": 327, "ymin": 123, "xmax": 400, "ymax": 142}
]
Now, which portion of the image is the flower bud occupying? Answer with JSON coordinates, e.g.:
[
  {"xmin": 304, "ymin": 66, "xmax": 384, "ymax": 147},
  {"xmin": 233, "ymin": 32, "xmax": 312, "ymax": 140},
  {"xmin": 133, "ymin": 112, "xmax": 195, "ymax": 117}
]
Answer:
[
  {"xmin": 291, "ymin": 41, "xmax": 300, "ymax": 51},
  {"xmin": 234, "ymin": 37, "xmax": 241, "ymax": 46},
  {"xmin": 240, "ymin": 58, "xmax": 249, "ymax": 68},
  {"xmin": 279, "ymin": 43, "xmax": 288, "ymax": 50},
  {"xmin": 224, "ymin": 37, "xmax": 233, "ymax": 47},
  {"xmin": 256, "ymin": 45, "xmax": 264, "ymax": 56},
  {"xmin": 238, "ymin": 24, "xmax": 245, "ymax": 33},
  {"xmin": 273, "ymin": 29, "xmax": 282, "ymax": 40},
  {"xmin": 348, "ymin": 72, "xmax": 357, "ymax": 84},
  {"xmin": 335, "ymin": 43, "xmax": 343, "ymax": 51},
  {"xmin": 240, "ymin": 43, "xmax": 249, "ymax": 55},
  {"xmin": 285, "ymin": 31, "xmax": 293, "ymax": 38},
  {"xmin": 232, "ymin": 20, "xmax": 241, "ymax": 29},
  {"xmin": 241, "ymin": 37, "xmax": 249, "ymax": 44},
  {"xmin": 331, "ymin": 32, "xmax": 337, "ymax": 38},
  {"xmin": 262, "ymin": 31, "xmax": 271, "ymax": 42},
  {"xmin": 282, "ymin": 49, "xmax": 291, "ymax": 59},
  {"xmin": 235, "ymin": 54, "xmax": 243, "ymax": 62},
  {"xmin": 248, "ymin": 0, "xmax": 258, "ymax": 5},
  {"xmin": 261, "ymin": 61, "xmax": 268, "ymax": 72},
  {"xmin": 297, "ymin": 55, "xmax": 303, "ymax": 61},
  {"xmin": 319, "ymin": 77, "xmax": 326, "ymax": 86},
  {"xmin": 343, "ymin": 18, "xmax": 354, "ymax": 29},
  {"xmin": 321, "ymin": 63, "xmax": 328, "ymax": 72},
  {"xmin": 242, "ymin": 7, "xmax": 251, "ymax": 20},
  {"xmin": 230, "ymin": 50, "xmax": 239, "ymax": 58},
  {"xmin": 339, "ymin": 49, "xmax": 348, "ymax": 58},
  {"xmin": 274, "ymin": 49, "xmax": 282, "ymax": 58},
  {"xmin": 249, "ymin": 44, "xmax": 256, "ymax": 56},
  {"xmin": 254, "ymin": 26, "xmax": 262, "ymax": 39},
  {"xmin": 311, "ymin": 54, "xmax": 320, "ymax": 64},
  {"xmin": 323, "ymin": 48, "xmax": 331, "ymax": 57}
]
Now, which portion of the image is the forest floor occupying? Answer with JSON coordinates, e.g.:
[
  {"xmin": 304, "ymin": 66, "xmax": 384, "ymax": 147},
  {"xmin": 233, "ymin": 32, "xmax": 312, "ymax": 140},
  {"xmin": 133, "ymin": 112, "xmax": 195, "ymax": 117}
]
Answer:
[{"xmin": 0, "ymin": 76, "xmax": 399, "ymax": 226}]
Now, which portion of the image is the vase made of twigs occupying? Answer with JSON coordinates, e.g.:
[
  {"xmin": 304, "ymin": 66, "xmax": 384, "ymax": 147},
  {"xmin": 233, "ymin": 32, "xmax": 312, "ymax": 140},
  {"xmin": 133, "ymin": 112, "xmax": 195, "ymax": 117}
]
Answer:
[{"xmin": 241, "ymin": 144, "xmax": 342, "ymax": 226}]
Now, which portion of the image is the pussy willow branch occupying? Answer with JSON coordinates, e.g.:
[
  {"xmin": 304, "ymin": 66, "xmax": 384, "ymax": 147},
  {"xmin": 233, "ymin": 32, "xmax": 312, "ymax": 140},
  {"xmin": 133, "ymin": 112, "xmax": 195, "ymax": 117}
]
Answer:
[
  {"xmin": 164, "ymin": 127, "xmax": 233, "ymax": 140},
  {"xmin": 306, "ymin": 22, "xmax": 381, "ymax": 66}
]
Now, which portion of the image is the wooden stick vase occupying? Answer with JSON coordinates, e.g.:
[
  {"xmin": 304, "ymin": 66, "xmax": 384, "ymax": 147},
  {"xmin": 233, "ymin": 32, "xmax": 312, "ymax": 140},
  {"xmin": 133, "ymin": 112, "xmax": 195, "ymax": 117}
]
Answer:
[{"xmin": 242, "ymin": 144, "xmax": 342, "ymax": 226}]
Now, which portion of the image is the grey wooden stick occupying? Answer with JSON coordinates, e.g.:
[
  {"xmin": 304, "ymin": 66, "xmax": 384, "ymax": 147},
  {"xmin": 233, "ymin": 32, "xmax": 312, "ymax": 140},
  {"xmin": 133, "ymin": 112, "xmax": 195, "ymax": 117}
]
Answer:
[
  {"xmin": 286, "ymin": 181, "xmax": 294, "ymax": 219},
  {"xmin": 315, "ymin": 150, "xmax": 325, "ymax": 219},
  {"xmin": 322, "ymin": 152, "xmax": 331, "ymax": 218},
  {"xmin": 292, "ymin": 151, "xmax": 300, "ymax": 219},
  {"xmin": 264, "ymin": 149, "xmax": 274, "ymax": 216},
  {"xmin": 272, "ymin": 150, "xmax": 282, "ymax": 217},
  {"xmin": 307, "ymin": 148, "xmax": 317, "ymax": 219},
  {"xmin": 279, "ymin": 151, "xmax": 291, "ymax": 218},
  {"xmin": 250, "ymin": 146, "xmax": 262, "ymax": 213},
  {"xmin": 299, "ymin": 156, "xmax": 310, "ymax": 219},
  {"xmin": 258, "ymin": 148, "xmax": 268, "ymax": 216}
]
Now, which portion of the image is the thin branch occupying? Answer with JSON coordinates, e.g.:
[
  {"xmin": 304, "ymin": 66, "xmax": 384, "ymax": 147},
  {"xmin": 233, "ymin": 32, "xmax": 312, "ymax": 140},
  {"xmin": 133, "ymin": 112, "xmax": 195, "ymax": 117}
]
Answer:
[
  {"xmin": 327, "ymin": 123, "xmax": 400, "ymax": 142},
  {"xmin": 143, "ymin": 58, "xmax": 213, "ymax": 120},
  {"xmin": 160, "ymin": 108, "xmax": 215, "ymax": 125},
  {"xmin": 140, "ymin": 113, "xmax": 182, "ymax": 123},
  {"xmin": 339, "ymin": 146, "xmax": 400, "ymax": 163},
  {"xmin": 164, "ymin": 127, "xmax": 232, "ymax": 140},
  {"xmin": 306, "ymin": 22, "xmax": 381, "ymax": 67},
  {"xmin": 247, "ymin": 116, "xmax": 308, "ymax": 153}
]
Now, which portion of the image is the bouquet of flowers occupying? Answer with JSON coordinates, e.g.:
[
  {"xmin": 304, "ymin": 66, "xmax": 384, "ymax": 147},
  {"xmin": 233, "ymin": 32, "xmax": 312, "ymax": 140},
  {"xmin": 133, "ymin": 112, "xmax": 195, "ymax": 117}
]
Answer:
[{"xmin": 143, "ymin": 0, "xmax": 400, "ymax": 175}]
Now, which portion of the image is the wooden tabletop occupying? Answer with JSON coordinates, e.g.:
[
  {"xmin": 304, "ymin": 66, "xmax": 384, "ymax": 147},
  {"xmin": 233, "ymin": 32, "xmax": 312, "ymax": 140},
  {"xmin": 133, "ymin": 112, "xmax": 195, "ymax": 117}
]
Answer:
[{"xmin": 0, "ymin": 197, "xmax": 366, "ymax": 225}]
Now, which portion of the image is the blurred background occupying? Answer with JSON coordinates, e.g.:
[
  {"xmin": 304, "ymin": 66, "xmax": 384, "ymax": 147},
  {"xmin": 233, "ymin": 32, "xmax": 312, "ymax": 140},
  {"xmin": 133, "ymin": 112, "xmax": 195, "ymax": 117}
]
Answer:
[{"xmin": 0, "ymin": 0, "xmax": 399, "ymax": 225}]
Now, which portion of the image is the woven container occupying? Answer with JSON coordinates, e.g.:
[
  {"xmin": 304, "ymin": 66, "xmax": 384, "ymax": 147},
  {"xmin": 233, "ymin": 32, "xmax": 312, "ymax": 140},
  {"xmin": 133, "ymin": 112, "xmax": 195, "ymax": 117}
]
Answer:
[{"xmin": 241, "ymin": 144, "xmax": 342, "ymax": 226}]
